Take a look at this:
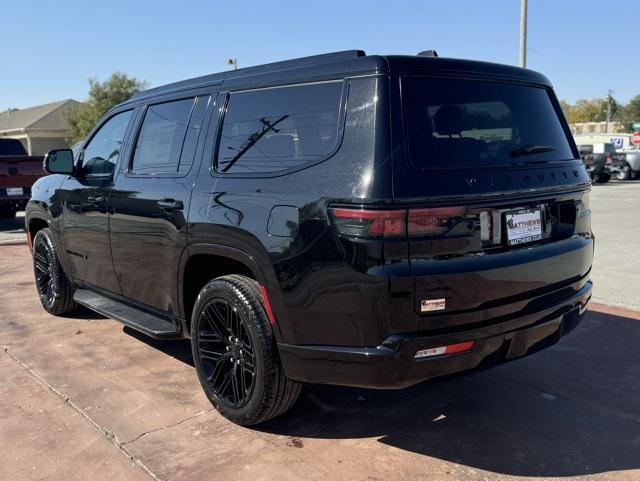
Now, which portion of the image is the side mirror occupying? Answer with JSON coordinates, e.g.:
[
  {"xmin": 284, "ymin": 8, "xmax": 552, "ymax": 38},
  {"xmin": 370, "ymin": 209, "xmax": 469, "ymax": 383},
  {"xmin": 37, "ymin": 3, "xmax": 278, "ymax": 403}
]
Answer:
[{"xmin": 43, "ymin": 149, "xmax": 75, "ymax": 175}]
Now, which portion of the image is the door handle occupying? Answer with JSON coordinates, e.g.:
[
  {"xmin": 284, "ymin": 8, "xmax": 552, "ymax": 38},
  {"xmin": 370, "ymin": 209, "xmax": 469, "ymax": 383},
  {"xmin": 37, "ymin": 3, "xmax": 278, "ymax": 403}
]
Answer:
[
  {"xmin": 87, "ymin": 195, "xmax": 106, "ymax": 203},
  {"xmin": 157, "ymin": 199, "xmax": 184, "ymax": 210}
]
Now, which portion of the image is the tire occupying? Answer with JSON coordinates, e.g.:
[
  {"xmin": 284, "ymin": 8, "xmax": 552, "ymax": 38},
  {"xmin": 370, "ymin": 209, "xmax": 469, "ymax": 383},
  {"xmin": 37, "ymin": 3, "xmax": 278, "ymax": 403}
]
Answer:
[
  {"xmin": 32, "ymin": 228, "xmax": 79, "ymax": 315},
  {"xmin": 594, "ymin": 173, "xmax": 610, "ymax": 183},
  {"xmin": 617, "ymin": 164, "xmax": 631, "ymax": 180},
  {"xmin": 191, "ymin": 275, "xmax": 301, "ymax": 426}
]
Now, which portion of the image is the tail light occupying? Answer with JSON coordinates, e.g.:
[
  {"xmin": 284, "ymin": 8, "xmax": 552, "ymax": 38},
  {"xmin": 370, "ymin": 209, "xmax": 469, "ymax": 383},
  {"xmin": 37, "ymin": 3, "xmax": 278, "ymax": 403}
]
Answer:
[
  {"xmin": 408, "ymin": 207, "xmax": 465, "ymax": 236},
  {"xmin": 328, "ymin": 208, "xmax": 405, "ymax": 238},
  {"xmin": 329, "ymin": 206, "xmax": 465, "ymax": 239},
  {"xmin": 605, "ymin": 154, "xmax": 613, "ymax": 164}
]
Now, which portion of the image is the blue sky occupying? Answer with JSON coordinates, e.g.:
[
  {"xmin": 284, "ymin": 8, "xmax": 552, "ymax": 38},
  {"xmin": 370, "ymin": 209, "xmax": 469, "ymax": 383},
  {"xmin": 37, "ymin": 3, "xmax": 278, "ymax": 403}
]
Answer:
[{"xmin": 2, "ymin": 0, "xmax": 638, "ymax": 110}]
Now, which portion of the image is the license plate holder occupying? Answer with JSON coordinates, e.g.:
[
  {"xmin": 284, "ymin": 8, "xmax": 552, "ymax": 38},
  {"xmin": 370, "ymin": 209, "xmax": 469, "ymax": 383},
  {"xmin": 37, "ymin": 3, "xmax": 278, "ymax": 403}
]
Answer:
[
  {"xmin": 505, "ymin": 208, "xmax": 543, "ymax": 246},
  {"xmin": 6, "ymin": 187, "xmax": 23, "ymax": 196}
]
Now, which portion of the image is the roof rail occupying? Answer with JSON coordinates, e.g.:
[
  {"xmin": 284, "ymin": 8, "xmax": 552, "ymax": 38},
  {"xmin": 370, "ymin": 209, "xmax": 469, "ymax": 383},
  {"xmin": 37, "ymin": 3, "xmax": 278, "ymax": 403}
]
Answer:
[
  {"xmin": 417, "ymin": 50, "xmax": 439, "ymax": 57},
  {"xmin": 129, "ymin": 50, "xmax": 367, "ymax": 101},
  {"xmin": 231, "ymin": 50, "xmax": 367, "ymax": 76}
]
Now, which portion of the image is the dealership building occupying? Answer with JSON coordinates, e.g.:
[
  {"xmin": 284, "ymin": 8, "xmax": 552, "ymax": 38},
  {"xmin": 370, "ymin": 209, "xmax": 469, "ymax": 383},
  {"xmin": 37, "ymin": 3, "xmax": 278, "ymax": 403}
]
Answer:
[{"xmin": 570, "ymin": 122, "xmax": 639, "ymax": 150}]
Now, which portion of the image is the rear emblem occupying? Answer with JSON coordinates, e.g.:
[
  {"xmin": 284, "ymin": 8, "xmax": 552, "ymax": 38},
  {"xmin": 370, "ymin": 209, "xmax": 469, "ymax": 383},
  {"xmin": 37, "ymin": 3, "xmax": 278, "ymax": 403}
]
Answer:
[
  {"xmin": 421, "ymin": 298, "xmax": 446, "ymax": 312},
  {"xmin": 465, "ymin": 177, "xmax": 478, "ymax": 187}
]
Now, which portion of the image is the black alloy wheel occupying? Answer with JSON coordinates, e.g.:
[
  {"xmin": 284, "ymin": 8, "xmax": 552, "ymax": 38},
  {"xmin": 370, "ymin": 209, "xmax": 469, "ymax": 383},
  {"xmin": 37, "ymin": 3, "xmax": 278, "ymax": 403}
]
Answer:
[
  {"xmin": 31, "ymin": 228, "xmax": 78, "ymax": 315},
  {"xmin": 191, "ymin": 275, "xmax": 301, "ymax": 425},
  {"xmin": 197, "ymin": 298, "xmax": 256, "ymax": 407},
  {"xmin": 33, "ymin": 238, "xmax": 55, "ymax": 307}
]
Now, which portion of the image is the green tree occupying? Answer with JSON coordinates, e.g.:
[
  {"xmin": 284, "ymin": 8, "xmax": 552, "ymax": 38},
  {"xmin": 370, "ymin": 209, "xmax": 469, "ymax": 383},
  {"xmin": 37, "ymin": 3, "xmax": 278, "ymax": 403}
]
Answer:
[
  {"xmin": 560, "ymin": 93, "xmax": 624, "ymax": 125},
  {"xmin": 605, "ymin": 92, "xmax": 620, "ymax": 121},
  {"xmin": 63, "ymin": 73, "xmax": 147, "ymax": 144},
  {"xmin": 569, "ymin": 98, "xmax": 608, "ymax": 123},
  {"xmin": 618, "ymin": 95, "xmax": 640, "ymax": 131},
  {"xmin": 559, "ymin": 100, "xmax": 575, "ymax": 122}
]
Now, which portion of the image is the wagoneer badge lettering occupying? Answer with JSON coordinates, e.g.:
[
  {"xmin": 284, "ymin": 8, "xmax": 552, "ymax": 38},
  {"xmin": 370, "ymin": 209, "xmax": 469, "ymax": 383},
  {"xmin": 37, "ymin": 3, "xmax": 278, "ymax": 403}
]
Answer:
[{"xmin": 421, "ymin": 298, "xmax": 446, "ymax": 312}]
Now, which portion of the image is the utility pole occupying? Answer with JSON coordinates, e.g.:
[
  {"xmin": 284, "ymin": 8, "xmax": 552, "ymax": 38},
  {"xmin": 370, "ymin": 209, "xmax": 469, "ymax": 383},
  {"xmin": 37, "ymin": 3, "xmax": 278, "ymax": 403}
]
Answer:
[
  {"xmin": 605, "ymin": 88, "xmax": 613, "ymax": 133},
  {"xmin": 519, "ymin": 0, "xmax": 528, "ymax": 68}
]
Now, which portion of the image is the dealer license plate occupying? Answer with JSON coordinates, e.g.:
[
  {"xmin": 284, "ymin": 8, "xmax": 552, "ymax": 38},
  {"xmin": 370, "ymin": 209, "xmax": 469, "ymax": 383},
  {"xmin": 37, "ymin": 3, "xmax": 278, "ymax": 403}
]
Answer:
[
  {"xmin": 6, "ymin": 187, "xmax": 23, "ymax": 196},
  {"xmin": 505, "ymin": 208, "xmax": 542, "ymax": 246}
]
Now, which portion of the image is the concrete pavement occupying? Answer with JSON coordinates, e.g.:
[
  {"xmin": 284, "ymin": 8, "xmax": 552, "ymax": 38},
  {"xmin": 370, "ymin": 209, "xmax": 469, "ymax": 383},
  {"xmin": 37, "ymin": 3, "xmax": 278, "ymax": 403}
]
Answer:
[
  {"xmin": 2, "ymin": 244, "xmax": 640, "ymax": 481},
  {"xmin": 0, "ymin": 355, "xmax": 151, "ymax": 481},
  {"xmin": 0, "ymin": 211, "xmax": 26, "ymax": 245}
]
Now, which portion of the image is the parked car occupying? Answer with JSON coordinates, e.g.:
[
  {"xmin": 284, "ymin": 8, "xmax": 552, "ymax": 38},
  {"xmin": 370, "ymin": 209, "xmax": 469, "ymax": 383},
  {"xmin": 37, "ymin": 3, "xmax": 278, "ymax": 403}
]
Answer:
[
  {"xmin": 613, "ymin": 148, "xmax": 640, "ymax": 180},
  {"xmin": 0, "ymin": 138, "xmax": 45, "ymax": 218},
  {"xmin": 26, "ymin": 50, "xmax": 593, "ymax": 425},
  {"xmin": 577, "ymin": 142, "xmax": 620, "ymax": 183}
]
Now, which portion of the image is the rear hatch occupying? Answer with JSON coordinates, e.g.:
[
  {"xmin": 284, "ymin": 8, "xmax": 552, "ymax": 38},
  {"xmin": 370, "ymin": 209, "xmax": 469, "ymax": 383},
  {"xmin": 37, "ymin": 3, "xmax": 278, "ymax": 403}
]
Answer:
[{"xmin": 393, "ymin": 75, "xmax": 592, "ymax": 321}]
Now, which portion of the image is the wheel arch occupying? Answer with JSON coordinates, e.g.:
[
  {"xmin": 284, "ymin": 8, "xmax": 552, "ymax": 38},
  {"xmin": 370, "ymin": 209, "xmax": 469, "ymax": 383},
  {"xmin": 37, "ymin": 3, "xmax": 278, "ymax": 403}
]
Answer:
[
  {"xmin": 178, "ymin": 243, "xmax": 282, "ymax": 339},
  {"xmin": 27, "ymin": 214, "xmax": 51, "ymax": 250}
]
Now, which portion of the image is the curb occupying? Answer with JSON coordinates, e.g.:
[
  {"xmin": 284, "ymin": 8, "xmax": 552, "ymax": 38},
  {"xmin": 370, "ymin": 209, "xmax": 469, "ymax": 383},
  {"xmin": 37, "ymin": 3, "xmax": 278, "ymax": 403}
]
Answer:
[{"xmin": 589, "ymin": 302, "xmax": 640, "ymax": 320}]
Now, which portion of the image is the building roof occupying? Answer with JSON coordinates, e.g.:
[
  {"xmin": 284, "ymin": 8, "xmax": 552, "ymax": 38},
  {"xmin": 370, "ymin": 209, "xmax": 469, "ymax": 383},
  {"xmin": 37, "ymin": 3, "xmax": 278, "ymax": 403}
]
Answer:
[{"xmin": 0, "ymin": 99, "xmax": 81, "ymax": 133}]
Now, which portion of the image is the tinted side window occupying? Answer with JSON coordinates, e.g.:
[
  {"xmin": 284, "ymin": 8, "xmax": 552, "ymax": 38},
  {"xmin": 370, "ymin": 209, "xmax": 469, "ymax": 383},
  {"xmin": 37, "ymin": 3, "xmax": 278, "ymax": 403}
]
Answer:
[
  {"xmin": 178, "ymin": 96, "xmax": 209, "ymax": 174},
  {"xmin": 82, "ymin": 110, "xmax": 133, "ymax": 176},
  {"xmin": 131, "ymin": 98, "xmax": 194, "ymax": 174},
  {"xmin": 217, "ymin": 82, "xmax": 343, "ymax": 174}
]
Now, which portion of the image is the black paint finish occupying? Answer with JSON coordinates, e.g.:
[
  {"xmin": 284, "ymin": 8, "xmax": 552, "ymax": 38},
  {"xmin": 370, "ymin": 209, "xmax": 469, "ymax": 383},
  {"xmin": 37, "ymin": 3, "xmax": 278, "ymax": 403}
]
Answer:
[{"xmin": 26, "ymin": 51, "xmax": 593, "ymax": 389}]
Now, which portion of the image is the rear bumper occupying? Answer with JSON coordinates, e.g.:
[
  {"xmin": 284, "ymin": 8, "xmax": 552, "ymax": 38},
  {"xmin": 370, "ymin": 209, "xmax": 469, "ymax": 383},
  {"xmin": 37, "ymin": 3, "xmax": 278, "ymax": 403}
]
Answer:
[
  {"xmin": 279, "ymin": 279, "xmax": 592, "ymax": 389},
  {"xmin": 0, "ymin": 190, "xmax": 30, "ymax": 210}
]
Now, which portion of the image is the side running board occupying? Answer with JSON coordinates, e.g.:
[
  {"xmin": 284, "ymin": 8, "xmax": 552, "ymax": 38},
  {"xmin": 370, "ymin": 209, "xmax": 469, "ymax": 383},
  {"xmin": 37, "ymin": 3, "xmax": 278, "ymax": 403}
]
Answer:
[{"xmin": 73, "ymin": 289, "xmax": 181, "ymax": 339}]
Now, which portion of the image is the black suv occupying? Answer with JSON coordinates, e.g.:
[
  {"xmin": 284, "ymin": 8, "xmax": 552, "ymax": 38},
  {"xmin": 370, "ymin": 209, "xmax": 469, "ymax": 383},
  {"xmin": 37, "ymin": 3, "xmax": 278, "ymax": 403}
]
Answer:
[{"xmin": 26, "ymin": 50, "xmax": 593, "ymax": 425}]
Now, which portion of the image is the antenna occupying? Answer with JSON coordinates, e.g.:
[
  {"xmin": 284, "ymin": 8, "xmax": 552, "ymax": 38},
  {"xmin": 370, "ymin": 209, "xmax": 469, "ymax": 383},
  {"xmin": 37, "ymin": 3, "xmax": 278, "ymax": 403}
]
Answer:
[{"xmin": 417, "ymin": 50, "xmax": 439, "ymax": 57}]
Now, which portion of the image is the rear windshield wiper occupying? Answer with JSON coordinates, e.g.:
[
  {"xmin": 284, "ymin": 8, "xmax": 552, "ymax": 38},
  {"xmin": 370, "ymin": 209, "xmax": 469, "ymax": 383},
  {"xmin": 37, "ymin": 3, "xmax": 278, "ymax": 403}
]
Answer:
[{"xmin": 509, "ymin": 144, "xmax": 557, "ymax": 158}]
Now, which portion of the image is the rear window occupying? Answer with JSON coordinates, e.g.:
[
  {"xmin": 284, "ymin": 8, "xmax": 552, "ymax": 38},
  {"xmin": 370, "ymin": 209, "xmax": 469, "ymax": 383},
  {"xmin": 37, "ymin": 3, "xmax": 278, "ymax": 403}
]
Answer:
[
  {"xmin": 0, "ymin": 138, "xmax": 27, "ymax": 156},
  {"xmin": 216, "ymin": 82, "xmax": 343, "ymax": 174},
  {"xmin": 402, "ymin": 77, "xmax": 575, "ymax": 170}
]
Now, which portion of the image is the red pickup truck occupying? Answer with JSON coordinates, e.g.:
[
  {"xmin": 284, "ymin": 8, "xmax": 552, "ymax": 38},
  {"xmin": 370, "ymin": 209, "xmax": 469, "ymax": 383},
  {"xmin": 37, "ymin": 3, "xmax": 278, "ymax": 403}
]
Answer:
[{"xmin": 0, "ymin": 138, "xmax": 45, "ymax": 219}]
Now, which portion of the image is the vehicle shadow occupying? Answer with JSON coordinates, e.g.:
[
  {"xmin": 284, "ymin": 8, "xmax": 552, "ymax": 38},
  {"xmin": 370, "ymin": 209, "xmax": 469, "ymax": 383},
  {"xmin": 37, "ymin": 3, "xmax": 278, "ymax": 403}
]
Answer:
[
  {"xmin": 123, "ymin": 326, "xmax": 194, "ymax": 367},
  {"xmin": 122, "ymin": 308, "xmax": 640, "ymax": 477},
  {"xmin": 256, "ymin": 308, "xmax": 640, "ymax": 478},
  {"xmin": 65, "ymin": 305, "xmax": 109, "ymax": 320},
  {"xmin": 0, "ymin": 212, "xmax": 25, "ymax": 233}
]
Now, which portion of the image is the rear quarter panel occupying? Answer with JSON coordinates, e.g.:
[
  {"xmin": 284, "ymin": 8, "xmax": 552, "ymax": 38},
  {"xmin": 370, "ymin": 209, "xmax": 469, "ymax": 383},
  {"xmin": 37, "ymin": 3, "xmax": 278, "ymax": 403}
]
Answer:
[{"xmin": 187, "ymin": 75, "xmax": 396, "ymax": 346}]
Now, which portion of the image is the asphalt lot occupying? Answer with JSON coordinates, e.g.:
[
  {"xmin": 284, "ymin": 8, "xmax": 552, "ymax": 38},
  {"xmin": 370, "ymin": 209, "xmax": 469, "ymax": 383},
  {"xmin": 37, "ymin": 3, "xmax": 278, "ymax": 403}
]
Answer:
[
  {"xmin": 590, "ymin": 181, "xmax": 640, "ymax": 310},
  {"xmin": 1, "ymin": 182, "xmax": 640, "ymax": 481}
]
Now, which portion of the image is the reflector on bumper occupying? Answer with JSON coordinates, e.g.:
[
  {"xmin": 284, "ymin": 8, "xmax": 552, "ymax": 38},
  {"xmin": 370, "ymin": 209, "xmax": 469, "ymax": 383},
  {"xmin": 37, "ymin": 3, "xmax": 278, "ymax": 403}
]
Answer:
[{"xmin": 414, "ymin": 341, "xmax": 475, "ymax": 359}]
